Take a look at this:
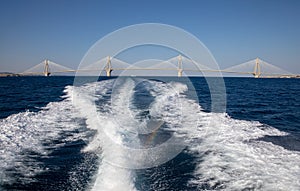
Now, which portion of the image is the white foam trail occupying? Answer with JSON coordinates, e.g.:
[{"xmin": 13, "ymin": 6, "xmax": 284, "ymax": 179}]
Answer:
[
  {"xmin": 189, "ymin": 114, "xmax": 300, "ymax": 190},
  {"xmin": 147, "ymin": 80, "xmax": 205, "ymax": 140},
  {"xmin": 0, "ymin": 95, "xmax": 86, "ymax": 185},
  {"xmin": 147, "ymin": 80, "xmax": 300, "ymax": 190},
  {"xmin": 62, "ymin": 78, "xmax": 300, "ymax": 190},
  {"xmin": 109, "ymin": 78, "xmax": 144, "ymax": 140},
  {"xmin": 67, "ymin": 79, "xmax": 138, "ymax": 191}
]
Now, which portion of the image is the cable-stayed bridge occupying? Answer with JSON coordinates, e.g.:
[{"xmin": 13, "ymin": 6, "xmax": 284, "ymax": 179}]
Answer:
[
  {"xmin": 21, "ymin": 60, "xmax": 75, "ymax": 76},
  {"xmin": 19, "ymin": 56, "xmax": 298, "ymax": 78}
]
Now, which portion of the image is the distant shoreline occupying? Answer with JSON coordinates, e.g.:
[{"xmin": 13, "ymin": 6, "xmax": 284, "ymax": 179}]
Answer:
[{"xmin": 0, "ymin": 73, "xmax": 20, "ymax": 77}]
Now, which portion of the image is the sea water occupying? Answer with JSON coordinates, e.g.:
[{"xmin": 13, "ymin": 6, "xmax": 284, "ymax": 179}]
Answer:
[{"xmin": 0, "ymin": 76, "xmax": 299, "ymax": 191}]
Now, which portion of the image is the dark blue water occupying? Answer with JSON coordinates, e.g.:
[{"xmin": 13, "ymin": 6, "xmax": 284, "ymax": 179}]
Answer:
[
  {"xmin": 0, "ymin": 77, "xmax": 71, "ymax": 119},
  {"xmin": 0, "ymin": 76, "xmax": 299, "ymax": 190}
]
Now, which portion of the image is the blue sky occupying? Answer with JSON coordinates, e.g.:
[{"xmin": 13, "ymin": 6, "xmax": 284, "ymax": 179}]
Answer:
[{"xmin": 0, "ymin": 0, "xmax": 299, "ymax": 73}]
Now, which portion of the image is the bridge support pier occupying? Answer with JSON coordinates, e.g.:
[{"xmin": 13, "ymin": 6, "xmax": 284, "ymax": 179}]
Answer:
[
  {"xmin": 105, "ymin": 56, "xmax": 113, "ymax": 77},
  {"xmin": 44, "ymin": 60, "xmax": 51, "ymax": 76},
  {"xmin": 178, "ymin": 69, "xmax": 183, "ymax": 77},
  {"xmin": 106, "ymin": 68, "xmax": 112, "ymax": 77},
  {"xmin": 177, "ymin": 55, "xmax": 183, "ymax": 77},
  {"xmin": 253, "ymin": 58, "xmax": 261, "ymax": 78}
]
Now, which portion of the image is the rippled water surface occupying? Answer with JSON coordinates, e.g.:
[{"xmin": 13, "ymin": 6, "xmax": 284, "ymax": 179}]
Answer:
[{"xmin": 0, "ymin": 76, "xmax": 299, "ymax": 190}]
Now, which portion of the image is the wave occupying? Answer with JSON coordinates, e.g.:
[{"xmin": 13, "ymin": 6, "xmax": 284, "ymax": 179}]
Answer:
[
  {"xmin": 0, "ymin": 96, "xmax": 87, "ymax": 186},
  {"xmin": 187, "ymin": 114, "xmax": 300, "ymax": 190},
  {"xmin": 66, "ymin": 79, "xmax": 138, "ymax": 191},
  {"xmin": 145, "ymin": 80, "xmax": 300, "ymax": 190}
]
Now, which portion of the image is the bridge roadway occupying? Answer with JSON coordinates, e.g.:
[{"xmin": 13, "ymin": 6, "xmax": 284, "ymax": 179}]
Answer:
[
  {"xmin": 18, "ymin": 56, "xmax": 299, "ymax": 78},
  {"xmin": 18, "ymin": 68, "xmax": 256, "ymax": 76}
]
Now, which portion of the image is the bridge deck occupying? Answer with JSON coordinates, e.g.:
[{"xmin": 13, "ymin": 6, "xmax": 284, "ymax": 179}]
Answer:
[{"xmin": 20, "ymin": 56, "xmax": 297, "ymax": 78}]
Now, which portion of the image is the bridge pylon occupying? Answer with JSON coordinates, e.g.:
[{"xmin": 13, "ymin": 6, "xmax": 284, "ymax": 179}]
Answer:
[
  {"xmin": 253, "ymin": 58, "xmax": 261, "ymax": 78},
  {"xmin": 44, "ymin": 59, "xmax": 51, "ymax": 76},
  {"xmin": 105, "ymin": 56, "xmax": 113, "ymax": 77},
  {"xmin": 177, "ymin": 55, "xmax": 183, "ymax": 77}
]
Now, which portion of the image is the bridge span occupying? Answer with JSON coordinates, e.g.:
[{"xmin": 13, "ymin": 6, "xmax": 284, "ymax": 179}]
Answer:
[{"xmin": 19, "ymin": 55, "xmax": 297, "ymax": 78}]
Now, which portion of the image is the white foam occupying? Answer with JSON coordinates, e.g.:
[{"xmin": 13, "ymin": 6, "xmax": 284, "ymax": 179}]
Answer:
[
  {"xmin": 68, "ymin": 79, "xmax": 138, "ymax": 191},
  {"xmin": 0, "ymin": 95, "xmax": 86, "ymax": 185},
  {"xmin": 189, "ymin": 114, "xmax": 300, "ymax": 190},
  {"xmin": 146, "ymin": 80, "xmax": 300, "ymax": 190},
  {"xmin": 70, "ymin": 78, "xmax": 190, "ymax": 190}
]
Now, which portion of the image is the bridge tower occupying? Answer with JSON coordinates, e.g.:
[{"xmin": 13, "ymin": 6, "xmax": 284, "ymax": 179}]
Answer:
[
  {"xmin": 105, "ymin": 56, "xmax": 113, "ymax": 77},
  {"xmin": 44, "ymin": 59, "xmax": 51, "ymax": 76},
  {"xmin": 253, "ymin": 58, "xmax": 261, "ymax": 78},
  {"xmin": 177, "ymin": 55, "xmax": 183, "ymax": 77}
]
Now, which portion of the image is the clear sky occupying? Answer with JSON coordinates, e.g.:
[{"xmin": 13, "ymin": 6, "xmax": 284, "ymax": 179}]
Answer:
[{"xmin": 0, "ymin": 0, "xmax": 299, "ymax": 73}]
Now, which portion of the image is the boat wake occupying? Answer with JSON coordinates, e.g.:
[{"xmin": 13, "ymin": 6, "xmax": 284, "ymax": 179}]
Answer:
[{"xmin": 0, "ymin": 78, "xmax": 299, "ymax": 190}]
